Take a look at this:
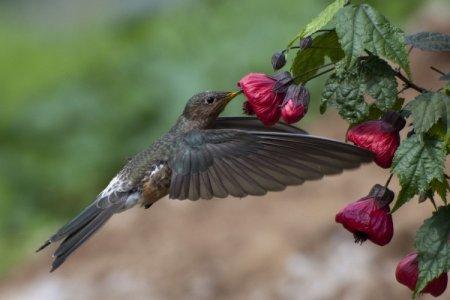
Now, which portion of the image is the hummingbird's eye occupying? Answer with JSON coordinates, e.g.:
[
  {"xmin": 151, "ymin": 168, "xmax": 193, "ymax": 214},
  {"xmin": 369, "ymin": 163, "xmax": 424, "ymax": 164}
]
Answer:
[{"xmin": 205, "ymin": 96, "xmax": 215, "ymax": 104}]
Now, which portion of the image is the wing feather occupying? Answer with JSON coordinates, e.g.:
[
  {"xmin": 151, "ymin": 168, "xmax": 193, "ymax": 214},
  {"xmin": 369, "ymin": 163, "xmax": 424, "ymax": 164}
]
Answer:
[{"xmin": 168, "ymin": 129, "xmax": 373, "ymax": 200}]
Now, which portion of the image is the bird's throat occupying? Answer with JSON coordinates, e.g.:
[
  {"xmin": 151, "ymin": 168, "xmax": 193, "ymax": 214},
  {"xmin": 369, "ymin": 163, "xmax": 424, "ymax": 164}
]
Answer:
[{"xmin": 170, "ymin": 115, "xmax": 214, "ymax": 134}]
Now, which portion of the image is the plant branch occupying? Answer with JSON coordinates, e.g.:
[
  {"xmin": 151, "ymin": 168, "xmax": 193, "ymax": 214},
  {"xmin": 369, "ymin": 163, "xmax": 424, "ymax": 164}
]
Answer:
[
  {"xmin": 430, "ymin": 66, "xmax": 446, "ymax": 76},
  {"xmin": 287, "ymin": 46, "xmax": 339, "ymax": 51},
  {"xmin": 407, "ymin": 45, "xmax": 413, "ymax": 55},
  {"xmin": 394, "ymin": 70, "xmax": 427, "ymax": 93},
  {"xmin": 292, "ymin": 62, "xmax": 334, "ymax": 80},
  {"xmin": 397, "ymin": 85, "xmax": 409, "ymax": 95},
  {"xmin": 301, "ymin": 67, "xmax": 335, "ymax": 83}
]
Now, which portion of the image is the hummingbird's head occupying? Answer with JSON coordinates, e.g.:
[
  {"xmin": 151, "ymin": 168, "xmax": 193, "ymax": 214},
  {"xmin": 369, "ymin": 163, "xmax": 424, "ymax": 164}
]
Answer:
[{"xmin": 182, "ymin": 91, "xmax": 241, "ymax": 121}]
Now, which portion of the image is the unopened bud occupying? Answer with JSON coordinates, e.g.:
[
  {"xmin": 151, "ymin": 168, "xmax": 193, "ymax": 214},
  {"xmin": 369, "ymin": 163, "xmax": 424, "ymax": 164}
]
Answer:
[
  {"xmin": 271, "ymin": 71, "xmax": 293, "ymax": 94},
  {"xmin": 271, "ymin": 51, "xmax": 286, "ymax": 70},
  {"xmin": 299, "ymin": 36, "xmax": 313, "ymax": 49}
]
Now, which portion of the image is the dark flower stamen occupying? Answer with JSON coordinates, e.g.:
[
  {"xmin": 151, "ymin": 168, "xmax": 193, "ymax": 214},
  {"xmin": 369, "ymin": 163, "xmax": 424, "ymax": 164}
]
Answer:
[{"xmin": 353, "ymin": 232, "xmax": 369, "ymax": 244}]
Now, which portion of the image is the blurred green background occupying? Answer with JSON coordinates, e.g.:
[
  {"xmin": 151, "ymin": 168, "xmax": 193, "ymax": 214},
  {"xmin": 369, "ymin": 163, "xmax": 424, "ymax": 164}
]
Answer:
[{"xmin": 0, "ymin": 0, "xmax": 425, "ymax": 274}]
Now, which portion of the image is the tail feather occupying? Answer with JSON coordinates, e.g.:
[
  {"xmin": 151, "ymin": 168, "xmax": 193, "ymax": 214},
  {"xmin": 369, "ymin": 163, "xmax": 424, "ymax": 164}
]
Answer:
[
  {"xmin": 53, "ymin": 204, "xmax": 102, "ymax": 243},
  {"xmin": 37, "ymin": 199, "xmax": 122, "ymax": 272},
  {"xmin": 50, "ymin": 206, "xmax": 117, "ymax": 272},
  {"xmin": 36, "ymin": 203, "xmax": 101, "ymax": 252}
]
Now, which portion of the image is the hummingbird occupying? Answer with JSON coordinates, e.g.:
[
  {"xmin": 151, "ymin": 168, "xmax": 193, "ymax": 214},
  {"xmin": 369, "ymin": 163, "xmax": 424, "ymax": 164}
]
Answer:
[{"xmin": 37, "ymin": 91, "xmax": 373, "ymax": 271}]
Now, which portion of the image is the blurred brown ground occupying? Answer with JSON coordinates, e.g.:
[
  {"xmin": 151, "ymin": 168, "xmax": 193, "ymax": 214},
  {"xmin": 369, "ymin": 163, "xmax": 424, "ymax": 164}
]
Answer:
[{"xmin": 0, "ymin": 3, "xmax": 449, "ymax": 300}]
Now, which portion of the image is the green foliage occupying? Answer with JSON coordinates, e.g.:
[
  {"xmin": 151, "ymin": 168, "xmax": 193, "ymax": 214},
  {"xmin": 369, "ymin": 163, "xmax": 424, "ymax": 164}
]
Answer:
[
  {"xmin": 430, "ymin": 178, "xmax": 449, "ymax": 204},
  {"xmin": 291, "ymin": 30, "xmax": 344, "ymax": 83},
  {"xmin": 321, "ymin": 68, "xmax": 368, "ymax": 123},
  {"xmin": 392, "ymin": 135, "xmax": 446, "ymax": 211},
  {"xmin": 292, "ymin": 2, "xmax": 448, "ymax": 298},
  {"xmin": 406, "ymin": 92, "xmax": 449, "ymax": 135},
  {"xmin": 406, "ymin": 32, "xmax": 450, "ymax": 51},
  {"xmin": 361, "ymin": 56, "xmax": 398, "ymax": 110},
  {"xmin": 321, "ymin": 56, "xmax": 398, "ymax": 123},
  {"xmin": 288, "ymin": 0, "xmax": 348, "ymax": 47},
  {"xmin": 335, "ymin": 3, "xmax": 410, "ymax": 75},
  {"xmin": 414, "ymin": 205, "xmax": 450, "ymax": 296}
]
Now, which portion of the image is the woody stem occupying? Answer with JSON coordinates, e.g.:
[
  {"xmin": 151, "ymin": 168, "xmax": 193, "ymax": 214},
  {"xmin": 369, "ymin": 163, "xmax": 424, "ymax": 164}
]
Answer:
[
  {"xmin": 394, "ymin": 70, "xmax": 427, "ymax": 93},
  {"xmin": 430, "ymin": 66, "xmax": 446, "ymax": 76}
]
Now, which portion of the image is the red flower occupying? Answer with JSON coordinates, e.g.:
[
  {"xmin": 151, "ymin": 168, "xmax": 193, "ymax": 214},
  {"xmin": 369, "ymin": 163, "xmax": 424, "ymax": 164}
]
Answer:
[
  {"xmin": 347, "ymin": 111, "xmax": 406, "ymax": 168},
  {"xmin": 281, "ymin": 99, "xmax": 306, "ymax": 124},
  {"xmin": 242, "ymin": 101, "xmax": 255, "ymax": 115},
  {"xmin": 335, "ymin": 184, "xmax": 394, "ymax": 246},
  {"xmin": 280, "ymin": 84, "xmax": 309, "ymax": 124},
  {"xmin": 237, "ymin": 72, "xmax": 287, "ymax": 126},
  {"xmin": 396, "ymin": 252, "xmax": 448, "ymax": 297}
]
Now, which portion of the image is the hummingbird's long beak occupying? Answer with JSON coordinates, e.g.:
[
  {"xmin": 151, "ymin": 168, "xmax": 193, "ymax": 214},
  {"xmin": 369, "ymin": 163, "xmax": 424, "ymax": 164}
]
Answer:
[{"xmin": 224, "ymin": 90, "xmax": 243, "ymax": 103}]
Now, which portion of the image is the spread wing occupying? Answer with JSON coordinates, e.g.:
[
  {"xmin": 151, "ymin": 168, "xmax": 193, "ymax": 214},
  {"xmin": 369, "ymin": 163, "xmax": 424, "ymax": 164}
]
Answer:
[
  {"xmin": 212, "ymin": 117, "xmax": 308, "ymax": 134},
  {"xmin": 168, "ymin": 129, "xmax": 373, "ymax": 200}
]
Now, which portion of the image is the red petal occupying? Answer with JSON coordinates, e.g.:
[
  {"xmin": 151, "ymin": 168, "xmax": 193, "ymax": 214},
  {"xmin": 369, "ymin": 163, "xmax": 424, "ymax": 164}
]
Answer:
[
  {"xmin": 238, "ymin": 73, "xmax": 284, "ymax": 126},
  {"xmin": 335, "ymin": 197, "xmax": 393, "ymax": 246},
  {"xmin": 396, "ymin": 253, "xmax": 419, "ymax": 291},
  {"xmin": 281, "ymin": 99, "xmax": 306, "ymax": 124},
  {"xmin": 347, "ymin": 120, "xmax": 400, "ymax": 168},
  {"xmin": 396, "ymin": 252, "xmax": 448, "ymax": 296},
  {"xmin": 423, "ymin": 273, "xmax": 448, "ymax": 297}
]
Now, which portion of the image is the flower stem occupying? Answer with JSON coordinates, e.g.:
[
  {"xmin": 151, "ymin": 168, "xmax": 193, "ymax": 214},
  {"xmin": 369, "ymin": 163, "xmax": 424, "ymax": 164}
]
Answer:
[
  {"xmin": 385, "ymin": 173, "xmax": 394, "ymax": 187},
  {"xmin": 287, "ymin": 46, "xmax": 339, "ymax": 51},
  {"xmin": 300, "ymin": 67, "xmax": 335, "ymax": 84},
  {"xmin": 291, "ymin": 62, "xmax": 334, "ymax": 81}
]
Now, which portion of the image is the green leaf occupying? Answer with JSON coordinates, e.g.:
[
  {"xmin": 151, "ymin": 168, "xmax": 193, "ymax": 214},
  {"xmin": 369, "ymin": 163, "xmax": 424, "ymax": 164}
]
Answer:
[
  {"xmin": 288, "ymin": 0, "xmax": 348, "ymax": 47},
  {"xmin": 360, "ymin": 56, "xmax": 398, "ymax": 110},
  {"xmin": 291, "ymin": 31, "xmax": 344, "ymax": 83},
  {"xmin": 335, "ymin": 4, "xmax": 410, "ymax": 75},
  {"xmin": 321, "ymin": 71, "xmax": 369, "ymax": 123},
  {"xmin": 414, "ymin": 205, "xmax": 450, "ymax": 296},
  {"xmin": 406, "ymin": 32, "xmax": 450, "ymax": 51},
  {"xmin": 392, "ymin": 135, "xmax": 446, "ymax": 211},
  {"xmin": 367, "ymin": 98, "xmax": 405, "ymax": 121},
  {"xmin": 320, "ymin": 57, "xmax": 399, "ymax": 121},
  {"xmin": 406, "ymin": 92, "xmax": 450, "ymax": 135},
  {"xmin": 430, "ymin": 178, "xmax": 448, "ymax": 204},
  {"xmin": 445, "ymin": 83, "xmax": 450, "ymax": 97}
]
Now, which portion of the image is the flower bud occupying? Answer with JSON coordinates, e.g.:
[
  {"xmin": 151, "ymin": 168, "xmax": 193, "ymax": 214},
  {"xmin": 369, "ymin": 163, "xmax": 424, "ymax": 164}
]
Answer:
[
  {"xmin": 271, "ymin": 71, "xmax": 293, "ymax": 93},
  {"xmin": 299, "ymin": 36, "xmax": 313, "ymax": 49},
  {"xmin": 238, "ymin": 73, "xmax": 285, "ymax": 125},
  {"xmin": 280, "ymin": 85, "xmax": 310, "ymax": 124},
  {"xmin": 271, "ymin": 51, "xmax": 286, "ymax": 70},
  {"xmin": 396, "ymin": 252, "xmax": 448, "ymax": 297},
  {"xmin": 347, "ymin": 111, "xmax": 405, "ymax": 168},
  {"xmin": 335, "ymin": 184, "xmax": 394, "ymax": 246}
]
